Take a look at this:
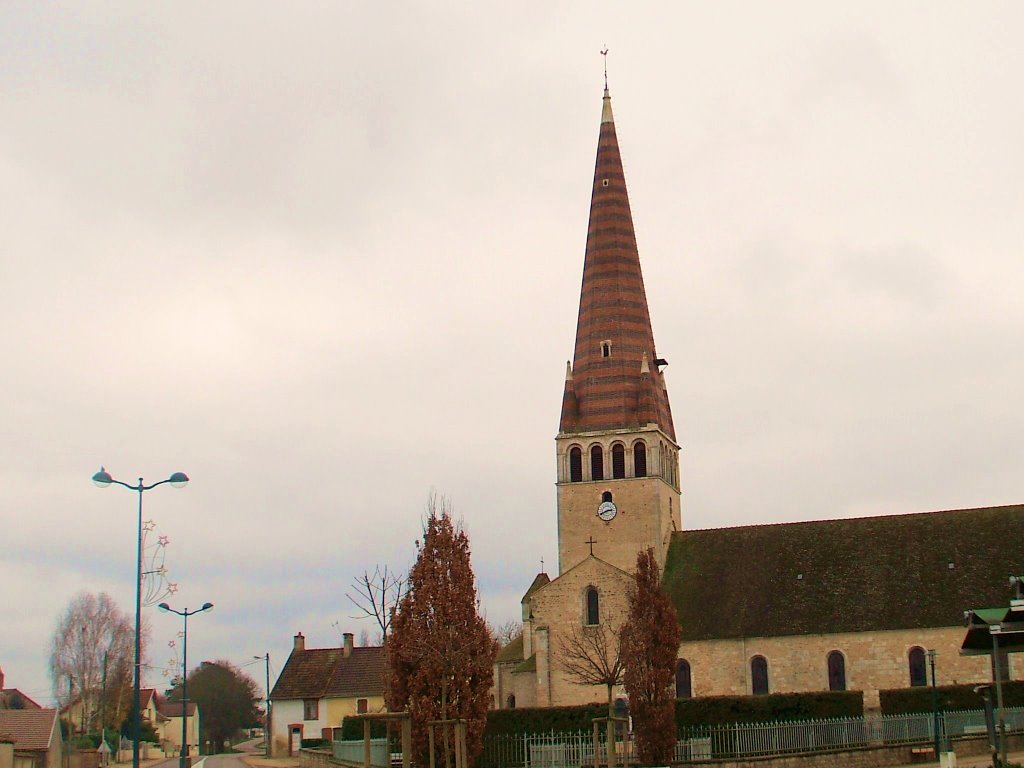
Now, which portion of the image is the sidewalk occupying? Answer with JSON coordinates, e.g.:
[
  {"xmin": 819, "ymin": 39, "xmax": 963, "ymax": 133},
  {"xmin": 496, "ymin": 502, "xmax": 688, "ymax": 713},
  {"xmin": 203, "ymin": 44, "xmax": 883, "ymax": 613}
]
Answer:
[{"xmin": 892, "ymin": 749, "xmax": 1024, "ymax": 768}]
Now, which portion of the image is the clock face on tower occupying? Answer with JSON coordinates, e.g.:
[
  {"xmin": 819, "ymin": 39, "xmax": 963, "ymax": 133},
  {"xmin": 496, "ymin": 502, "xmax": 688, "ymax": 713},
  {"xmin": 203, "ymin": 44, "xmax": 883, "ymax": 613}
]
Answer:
[{"xmin": 596, "ymin": 500, "xmax": 617, "ymax": 522}]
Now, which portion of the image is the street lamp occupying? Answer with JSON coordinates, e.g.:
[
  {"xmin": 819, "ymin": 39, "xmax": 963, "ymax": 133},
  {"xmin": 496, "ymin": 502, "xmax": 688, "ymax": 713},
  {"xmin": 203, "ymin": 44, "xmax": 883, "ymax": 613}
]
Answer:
[
  {"xmin": 92, "ymin": 468, "xmax": 189, "ymax": 768},
  {"xmin": 926, "ymin": 649, "xmax": 940, "ymax": 759},
  {"xmin": 158, "ymin": 602, "xmax": 213, "ymax": 768},
  {"xmin": 254, "ymin": 654, "xmax": 271, "ymax": 757}
]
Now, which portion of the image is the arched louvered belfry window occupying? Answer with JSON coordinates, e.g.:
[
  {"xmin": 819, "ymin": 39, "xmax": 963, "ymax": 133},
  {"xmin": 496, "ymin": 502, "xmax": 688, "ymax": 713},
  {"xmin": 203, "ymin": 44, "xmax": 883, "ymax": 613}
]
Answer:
[
  {"xmin": 569, "ymin": 447, "xmax": 583, "ymax": 482},
  {"xmin": 909, "ymin": 647, "xmax": 927, "ymax": 687},
  {"xmin": 591, "ymin": 445, "xmax": 604, "ymax": 481},
  {"xmin": 585, "ymin": 586, "xmax": 600, "ymax": 625},
  {"xmin": 751, "ymin": 656, "xmax": 769, "ymax": 695},
  {"xmin": 828, "ymin": 651, "xmax": 846, "ymax": 692},
  {"xmin": 675, "ymin": 659, "xmax": 692, "ymax": 699},
  {"xmin": 633, "ymin": 442, "xmax": 647, "ymax": 477},
  {"xmin": 611, "ymin": 443, "xmax": 625, "ymax": 479}
]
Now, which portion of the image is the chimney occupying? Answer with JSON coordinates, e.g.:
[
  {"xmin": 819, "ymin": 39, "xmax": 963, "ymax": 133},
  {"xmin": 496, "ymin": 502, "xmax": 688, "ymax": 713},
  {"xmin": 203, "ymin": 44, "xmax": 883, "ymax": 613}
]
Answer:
[
  {"xmin": 343, "ymin": 633, "xmax": 354, "ymax": 657},
  {"xmin": 293, "ymin": 632, "xmax": 305, "ymax": 653}
]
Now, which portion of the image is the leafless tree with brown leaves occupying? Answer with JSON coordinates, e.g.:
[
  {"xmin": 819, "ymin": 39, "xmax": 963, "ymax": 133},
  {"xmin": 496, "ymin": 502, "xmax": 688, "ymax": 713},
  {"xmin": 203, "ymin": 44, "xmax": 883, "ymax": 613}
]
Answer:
[
  {"xmin": 346, "ymin": 564, "xmax": 405, "ymax": 640},
  {"xmin": 490, "ymin": 620, "xmax": 522, "ymax": 647},
  {"xmin": 556, "ymin": 622, "xmax": 624, "ymax": 715}
]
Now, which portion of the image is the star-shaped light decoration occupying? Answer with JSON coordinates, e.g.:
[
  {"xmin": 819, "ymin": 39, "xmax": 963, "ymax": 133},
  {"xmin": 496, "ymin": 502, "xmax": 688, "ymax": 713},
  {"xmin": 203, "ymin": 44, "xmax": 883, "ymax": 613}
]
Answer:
[
  {"xmin": 158, "ymin": 535, "xmax": 169, "ymax": 546},
  {"xmin": 177, "ymin": 631, "xmax": 184, "ymax": 639},
  {"xmin": 167, "ymin": 582, "xmax": 178, "ymax": 595},
  {"xmin": 168, "ymin": 640, "xmax": 176, "ymax": 648},
  {"xmin": 143, "ymin": 520, "xmax": 156, "ymax": 532}
]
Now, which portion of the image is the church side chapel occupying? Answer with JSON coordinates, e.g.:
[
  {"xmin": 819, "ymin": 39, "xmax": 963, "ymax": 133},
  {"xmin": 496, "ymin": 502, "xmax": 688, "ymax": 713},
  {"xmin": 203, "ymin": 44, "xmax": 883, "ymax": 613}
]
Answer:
[{"xmin": 492, "ymin": 81, "xmax": 1024, "ymax": 713}]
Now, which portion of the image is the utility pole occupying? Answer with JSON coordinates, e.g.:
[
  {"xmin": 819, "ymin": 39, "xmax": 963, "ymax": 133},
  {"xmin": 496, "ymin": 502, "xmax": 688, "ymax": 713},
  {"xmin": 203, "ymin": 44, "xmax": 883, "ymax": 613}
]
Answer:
[
  {"xmin": 254, "ymin": 654, "xmax": 271, "ymax": 757},
  {"xmin": 927, "ymin": 650, "xmax": 940, "ymax": 759}
]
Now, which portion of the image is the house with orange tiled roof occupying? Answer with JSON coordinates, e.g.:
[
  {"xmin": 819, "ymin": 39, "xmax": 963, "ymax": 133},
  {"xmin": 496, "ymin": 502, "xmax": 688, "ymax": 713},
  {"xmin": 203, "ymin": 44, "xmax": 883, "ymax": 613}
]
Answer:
[
  {"xmin": 0, "ymin": 669, "xmax": 41, "ymax": 712},
  {"xmin": 268, "ymin": 632, "xmax": 384, "ymax": 757},
  {"xmin": 0, "ymin": 709, "xmax": 62, "ymax": 768}
]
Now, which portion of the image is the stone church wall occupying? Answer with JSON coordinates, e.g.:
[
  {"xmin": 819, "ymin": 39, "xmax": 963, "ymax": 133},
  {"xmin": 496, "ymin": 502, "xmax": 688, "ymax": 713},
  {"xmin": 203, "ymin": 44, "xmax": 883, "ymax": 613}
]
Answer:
[
  {"xmin": 678, "ymin": 625, "xmax": 1009, "ymax": 707},
  {"xmin": 528, "ymin": 558, "xmax": 633, "ymax": 707}
]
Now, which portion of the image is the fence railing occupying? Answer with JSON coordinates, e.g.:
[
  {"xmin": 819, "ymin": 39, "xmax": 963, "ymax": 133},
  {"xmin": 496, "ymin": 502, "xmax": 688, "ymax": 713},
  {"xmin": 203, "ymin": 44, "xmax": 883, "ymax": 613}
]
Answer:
[{"xmin": 479, "ymin": 707, "xmax": 1024, "ymax": 767}]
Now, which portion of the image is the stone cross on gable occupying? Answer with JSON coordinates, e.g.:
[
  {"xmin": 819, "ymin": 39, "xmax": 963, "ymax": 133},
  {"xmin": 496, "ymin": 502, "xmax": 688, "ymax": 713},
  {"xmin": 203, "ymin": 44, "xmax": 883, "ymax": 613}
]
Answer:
[{"xmin": 585, "ymin": 536, "xmax": 597, "ymax": 556}]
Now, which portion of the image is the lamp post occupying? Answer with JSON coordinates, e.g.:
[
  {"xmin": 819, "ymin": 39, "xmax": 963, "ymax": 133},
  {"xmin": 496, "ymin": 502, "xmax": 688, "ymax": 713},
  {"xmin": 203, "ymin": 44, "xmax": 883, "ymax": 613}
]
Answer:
[
  {"xmin": 927, "ymin": 649, "xmax": 940, "ymax": 759},
  {"xmin": 92, "ymin": 468, "xmax": 189, "ymax": 768},
  {"xmin": 254, "ymin": 654, "xmax": 271, "ymax": 757},
  {"xmin": 158, "ymin": 602, "xmax": 213, "ymax": 768}
]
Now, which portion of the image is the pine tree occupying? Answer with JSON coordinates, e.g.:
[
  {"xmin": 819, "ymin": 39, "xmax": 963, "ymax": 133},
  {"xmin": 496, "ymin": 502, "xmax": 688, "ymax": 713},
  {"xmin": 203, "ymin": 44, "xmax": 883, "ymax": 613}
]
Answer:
[
  {"xmin": 621, "ymin": 548, "xmax": 681, "ymax": 765},
  {"xmin": 386, "ymin": 497, "xmax": 494, "ymax": 768}
]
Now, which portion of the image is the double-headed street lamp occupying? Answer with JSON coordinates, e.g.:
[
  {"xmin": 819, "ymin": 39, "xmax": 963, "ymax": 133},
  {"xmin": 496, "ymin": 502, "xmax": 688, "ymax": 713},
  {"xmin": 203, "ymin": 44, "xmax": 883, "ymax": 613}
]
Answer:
[
  {"xmin": 159, "ymin": 602, "xmax": 213, "ymax": 768},
  {"xmin": 92, "ymin": 468, "xmax": 189, "ymax": 768}
]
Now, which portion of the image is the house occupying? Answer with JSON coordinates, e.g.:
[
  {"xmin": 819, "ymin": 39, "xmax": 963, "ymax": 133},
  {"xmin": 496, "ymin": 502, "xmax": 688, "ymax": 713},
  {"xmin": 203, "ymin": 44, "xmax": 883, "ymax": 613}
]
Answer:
[
  {"xmin": 0, "ymin": 669, "xmax": 41, "ymax": 711},
  {"xmin": 156, "ymin": 700, "xmax": 198, "ymax": 757},
  {"xmin": 0, "ymin": 709, "xmax": 62, "ymax": 768},
  {"xmin": 269, "ymin": 632, "xmax": 384, "ymax": 757}
]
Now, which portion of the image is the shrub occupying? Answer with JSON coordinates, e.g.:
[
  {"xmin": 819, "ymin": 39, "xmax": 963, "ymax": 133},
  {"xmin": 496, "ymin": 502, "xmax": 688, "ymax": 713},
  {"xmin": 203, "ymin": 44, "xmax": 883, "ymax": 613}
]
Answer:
[
  {"xmin": 880, "ymin": 681, "xmax": 1024, "ymax": 714},
  {"xmin": 485, "ymin": 703, "xmax": 608, "ymax": 736},
  {"xmin": 675, "ymin": 691, "xmax": 864, "ymax": 727}
]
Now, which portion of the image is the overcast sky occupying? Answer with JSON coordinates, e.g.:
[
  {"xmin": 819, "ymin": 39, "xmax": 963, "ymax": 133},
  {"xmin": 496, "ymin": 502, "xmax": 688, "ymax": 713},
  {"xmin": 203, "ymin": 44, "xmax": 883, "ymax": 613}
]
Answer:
[{"xmin": 3, "ymin": 2, "xmax": 1023, "ymax": 706}]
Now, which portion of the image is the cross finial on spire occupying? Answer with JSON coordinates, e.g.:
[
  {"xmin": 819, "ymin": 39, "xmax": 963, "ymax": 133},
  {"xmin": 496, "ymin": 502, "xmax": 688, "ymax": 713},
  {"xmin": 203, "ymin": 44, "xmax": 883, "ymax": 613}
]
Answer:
[
  {"xmin": 540, "ymin": 557, "xmax": 545, "ymax": 573},
  {"xmin": 585, "ymin": 536, "xmax": 597, "ymax": 556},
  {"xmin": 600, "ymin": 47, "xmax": 609, "ymax": 92}
]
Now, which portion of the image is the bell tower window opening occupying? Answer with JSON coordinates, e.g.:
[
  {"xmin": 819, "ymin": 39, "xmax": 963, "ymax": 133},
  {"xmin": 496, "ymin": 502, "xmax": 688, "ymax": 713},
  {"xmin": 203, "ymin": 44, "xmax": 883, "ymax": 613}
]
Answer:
[
  {"xmin": 585, "ymin": 586, "xmax": 600, "ymax": 626},
  {"xmin": 611, "ymin": 443, "xmax": 625, "ymax": 478},
  {"xmin": 600, "ymin": 340, "xmax": 612, "ymax": 358},
  {"xmin": 601, "ymin": 491, "xmax": 613, "ymax": 503},
  {"xmin": 633, "ymin": 442, "xmax": 647, "ymax": 477},
  {"xmin": 591, "ymin": 445, "xmax": 604, "ymax": 481},
  {"xmin": 569, "ymin": 447, "xmax": 583, "ymax": 482}
]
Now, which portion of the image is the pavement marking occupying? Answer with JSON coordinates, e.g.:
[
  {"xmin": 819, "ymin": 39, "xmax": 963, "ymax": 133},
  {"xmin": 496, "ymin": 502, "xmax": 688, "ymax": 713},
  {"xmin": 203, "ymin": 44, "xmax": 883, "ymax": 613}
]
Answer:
[{"xmin": 193, "ymin": 758, "xmax": 206, "ymax": 768}]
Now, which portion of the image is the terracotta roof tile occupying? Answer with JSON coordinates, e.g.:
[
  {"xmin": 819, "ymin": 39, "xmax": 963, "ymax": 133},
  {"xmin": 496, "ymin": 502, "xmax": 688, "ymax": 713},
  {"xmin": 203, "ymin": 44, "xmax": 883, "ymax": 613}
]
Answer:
[
  {"xmin": 271, "ymin": 646, "xmax": 384, "ymax": 700},
  {"xmin": 0, "ymin": 709, "xmax": 58, "ymax": 751}
]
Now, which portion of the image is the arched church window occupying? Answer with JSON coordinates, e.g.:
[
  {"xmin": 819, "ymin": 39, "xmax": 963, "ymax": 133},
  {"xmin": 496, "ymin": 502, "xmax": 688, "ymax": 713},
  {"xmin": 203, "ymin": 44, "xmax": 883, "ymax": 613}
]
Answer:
[
  {"xmin": 569, "ymin": 447, "xmax": 583, "ymax": 482},
  {"xmin": 585, "ymin": 586, "xmax": 600, "ymax": 625},
  {"xmin": 591, "ymin": 445, "xmax": 604, "ymax": 481},
  {"xmin": 611, "ymin": 443, "xmax": 625, "ymax": 479},
  {"xmin": 633, "ymin": 442, "xmax": 647, "ymax": 477},
  {"xmin": 675, "ymin": 659, "xmax": 692, "ymax": 699},
  {"xmin": 827, "ymin": 651, "xmax": 846, "ymax": 692},
  {"xmin": 751, "ymin": 656, "xmax": 769, "ymax": 695},
  {"xmin": 506, "ymin": 694, "xmax": 516, "ymax": 709},
  {"xmin": 908, "ymin": 647, "xmax": 927, "ymax": 687},
  {"xmin": 601, "ymin": 491, "xmax": 613, "ymax": 503}
]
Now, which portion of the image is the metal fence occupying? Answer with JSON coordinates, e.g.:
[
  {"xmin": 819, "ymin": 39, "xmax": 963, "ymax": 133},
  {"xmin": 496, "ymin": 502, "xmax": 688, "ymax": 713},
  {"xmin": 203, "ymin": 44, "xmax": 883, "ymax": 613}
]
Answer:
[{"xmin": 479, "ymin": 707, "xmax": 1024, "ymax": 767}]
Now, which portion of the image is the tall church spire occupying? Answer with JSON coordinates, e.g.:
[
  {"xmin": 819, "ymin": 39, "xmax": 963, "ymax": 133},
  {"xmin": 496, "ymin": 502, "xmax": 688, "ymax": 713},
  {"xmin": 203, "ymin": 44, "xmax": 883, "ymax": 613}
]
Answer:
[{"xmin": 559, "ymin": 86, "xmax": 675, "ymax": 441}]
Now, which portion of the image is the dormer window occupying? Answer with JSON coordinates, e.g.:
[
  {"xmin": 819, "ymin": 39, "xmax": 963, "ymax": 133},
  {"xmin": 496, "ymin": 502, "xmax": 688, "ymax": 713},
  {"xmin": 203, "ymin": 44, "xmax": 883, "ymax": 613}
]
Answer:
[{"xmin": 600, "ymin": 341, "xmax": 612, "ymax": 358}]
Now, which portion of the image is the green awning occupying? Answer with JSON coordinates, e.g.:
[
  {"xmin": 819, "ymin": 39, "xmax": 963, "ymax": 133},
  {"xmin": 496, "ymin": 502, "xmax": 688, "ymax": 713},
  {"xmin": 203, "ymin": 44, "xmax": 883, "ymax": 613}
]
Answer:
[{"xmin": 960, "ymin": 604, "xmax": 1024, "ymax": 655}]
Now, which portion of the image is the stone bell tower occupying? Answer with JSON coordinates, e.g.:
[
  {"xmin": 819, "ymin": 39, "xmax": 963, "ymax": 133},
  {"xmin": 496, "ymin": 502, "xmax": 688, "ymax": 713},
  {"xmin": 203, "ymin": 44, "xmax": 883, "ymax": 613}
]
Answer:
[{"xmin": 555, "ymin": 85, "xmax": 680, "ymax": 575}]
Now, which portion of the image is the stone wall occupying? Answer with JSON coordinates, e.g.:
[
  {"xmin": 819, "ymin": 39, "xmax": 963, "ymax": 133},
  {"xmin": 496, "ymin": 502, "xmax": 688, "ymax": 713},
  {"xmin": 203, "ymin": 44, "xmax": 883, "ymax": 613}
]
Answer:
[
  {"xmin": 677, "ymin": 625, "xmax": 1013, "ymax": 704},
  {"xmin": 528, "ymin": 557, "xmax": 633, "ymax": 707}
]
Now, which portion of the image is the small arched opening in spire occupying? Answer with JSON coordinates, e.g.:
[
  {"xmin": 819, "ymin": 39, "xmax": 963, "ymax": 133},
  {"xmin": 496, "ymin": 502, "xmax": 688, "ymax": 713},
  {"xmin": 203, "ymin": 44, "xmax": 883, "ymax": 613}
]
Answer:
[
  {"xmin": 591, "ymin": 445, "xmax": 604, "ymax": 481},
  {"xmin": 633, "ymin": 441, "xmax": 647, "ymax": 478},
  {"xmin": 611, "ymin": 443, "xmax": 625, "ymax": 479},
  {"xmin": 569, "ymin": 446, "xmax": 583, "ymax": 483}
]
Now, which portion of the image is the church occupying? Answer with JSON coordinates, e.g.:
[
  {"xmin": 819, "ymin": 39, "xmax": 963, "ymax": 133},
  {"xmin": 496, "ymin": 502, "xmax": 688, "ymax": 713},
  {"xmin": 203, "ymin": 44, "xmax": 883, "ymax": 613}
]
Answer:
[{"xmin": 492, "ymin": 84, "xmax": 1024, "ymax": 712}]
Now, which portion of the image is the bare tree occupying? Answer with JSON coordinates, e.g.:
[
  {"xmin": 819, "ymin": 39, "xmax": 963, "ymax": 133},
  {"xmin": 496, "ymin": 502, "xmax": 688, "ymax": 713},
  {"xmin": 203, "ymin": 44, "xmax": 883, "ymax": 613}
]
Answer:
[
  {"xmin": 556, "ymin": 622, "xmax": 624, "ymax": 715},
  {"xmin": 490, "ymin": 620, "xmax": 522, "ymax": 647},
  {"xmin": 49, "ymin": 592, "xmax": 140, "ymax": 731},
  {"xmin": 346, "ymin": 564, "xmax": 405, "ymax": 640}
]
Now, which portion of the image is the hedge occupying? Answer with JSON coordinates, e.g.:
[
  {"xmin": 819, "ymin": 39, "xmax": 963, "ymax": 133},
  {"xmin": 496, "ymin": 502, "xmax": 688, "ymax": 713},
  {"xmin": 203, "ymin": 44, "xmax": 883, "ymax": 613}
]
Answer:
[
  {"xmin": 339, "ymin": 716, "xmax": 389, "ymax": 740},
  {"xmin": 675, "ymin": 691, "xmax": 863, "ymax": 727},
  {"xmin": 485, "ymin": 703, "xmax": 609, "ymax": 736},
  {"xmin": 880, "ymin": 681, "xmax": 1024, "ymax": 714}
]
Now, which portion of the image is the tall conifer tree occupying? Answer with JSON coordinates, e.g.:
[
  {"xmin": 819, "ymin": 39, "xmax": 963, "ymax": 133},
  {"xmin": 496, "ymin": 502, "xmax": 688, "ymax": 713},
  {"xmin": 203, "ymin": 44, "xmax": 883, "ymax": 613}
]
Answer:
[
  {"xmin": 386, "ymin": 498, "xmax": 494, "ymax": 768},
  {"xmin": 621, "ymin": 548, "xmax": 681, "ymax": 765}
]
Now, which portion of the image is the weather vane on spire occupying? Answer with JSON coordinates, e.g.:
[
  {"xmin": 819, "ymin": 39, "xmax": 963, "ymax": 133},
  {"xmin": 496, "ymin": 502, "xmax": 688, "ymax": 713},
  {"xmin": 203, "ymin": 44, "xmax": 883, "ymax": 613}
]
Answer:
[{"xmin": 601, "ymin": 47, "xmax": 609, "ymax": 91}]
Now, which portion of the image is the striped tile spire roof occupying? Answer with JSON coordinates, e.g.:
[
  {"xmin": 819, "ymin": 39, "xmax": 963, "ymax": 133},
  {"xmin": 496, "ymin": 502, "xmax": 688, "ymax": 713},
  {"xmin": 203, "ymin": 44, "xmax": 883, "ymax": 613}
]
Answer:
[{"xmin": 560, "ymin": 86, "xmax": 675, "ymax": 441}]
